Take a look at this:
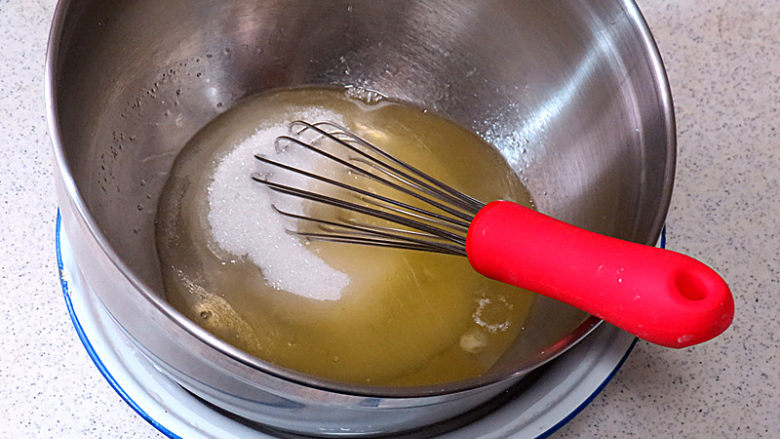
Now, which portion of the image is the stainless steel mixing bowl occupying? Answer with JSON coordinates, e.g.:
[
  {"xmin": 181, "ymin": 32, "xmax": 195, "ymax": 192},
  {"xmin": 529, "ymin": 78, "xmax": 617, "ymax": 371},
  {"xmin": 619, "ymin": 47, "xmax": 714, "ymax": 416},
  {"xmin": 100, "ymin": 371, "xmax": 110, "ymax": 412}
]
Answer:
[{"xmin": 46, "ymin": 0, "xmax": 675, "ymax": 436}]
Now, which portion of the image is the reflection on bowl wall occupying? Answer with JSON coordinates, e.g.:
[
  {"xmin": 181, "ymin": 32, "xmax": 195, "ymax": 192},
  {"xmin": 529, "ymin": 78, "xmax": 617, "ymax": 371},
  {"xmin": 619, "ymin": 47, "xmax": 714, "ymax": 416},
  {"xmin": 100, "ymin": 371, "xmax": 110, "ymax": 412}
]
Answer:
[{"xmin": 47, "ymin": 0, "xmax": 674, "ymax": 436}]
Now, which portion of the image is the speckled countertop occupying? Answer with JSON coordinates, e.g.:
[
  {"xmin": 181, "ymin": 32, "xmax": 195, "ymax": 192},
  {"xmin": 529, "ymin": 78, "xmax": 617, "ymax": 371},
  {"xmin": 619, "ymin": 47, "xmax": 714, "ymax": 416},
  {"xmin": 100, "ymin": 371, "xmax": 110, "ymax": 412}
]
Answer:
[{"xmin": 1, "ymin": 1, "xmax": 777, "ymax": 438}]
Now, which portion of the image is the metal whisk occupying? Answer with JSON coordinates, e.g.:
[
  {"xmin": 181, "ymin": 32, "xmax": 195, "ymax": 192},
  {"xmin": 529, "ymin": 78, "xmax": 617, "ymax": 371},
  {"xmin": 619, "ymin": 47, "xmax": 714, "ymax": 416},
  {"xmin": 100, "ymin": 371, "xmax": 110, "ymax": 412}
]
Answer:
[
  {"xmin": 252, "ymin": 120, "xmax": 484, "ymax": 256},
  {"xmin": 251, "ymin": 120, "xmax": 733, "ymax": 349}
]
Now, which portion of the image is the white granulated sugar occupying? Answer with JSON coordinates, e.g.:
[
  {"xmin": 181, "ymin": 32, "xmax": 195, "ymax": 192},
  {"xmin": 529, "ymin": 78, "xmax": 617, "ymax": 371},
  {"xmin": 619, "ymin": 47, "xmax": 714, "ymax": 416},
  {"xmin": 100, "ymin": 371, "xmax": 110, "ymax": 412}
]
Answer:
[{"xmin": 208, "ymin": 110, "xmax": 350, "ymax": 301}]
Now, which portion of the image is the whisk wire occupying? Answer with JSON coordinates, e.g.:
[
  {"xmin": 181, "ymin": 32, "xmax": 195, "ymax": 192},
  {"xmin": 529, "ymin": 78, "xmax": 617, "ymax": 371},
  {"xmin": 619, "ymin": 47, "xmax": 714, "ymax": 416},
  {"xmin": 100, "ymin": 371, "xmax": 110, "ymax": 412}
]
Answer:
[
  {"xmin": 358, "ymin": 196, "xmax": 470, "ymax": 233},
  {"xmin": 290, "ymin": 121, "xmax": 485, "ymax": 213},
  {"xmin": 254, "ymin": 154, "xmax": 471, "ymax": 230},
  {"xmin": 271, "ymin": 135, "xmax": 475, "ymax": 223},
  {"xmin": 270, "ymin": 206, "xmax": 466, "ymax": 256},
  {"xmin": 306, "ymin": 121, "xmax": 485, "ymax": 209},
  {"xmin": 254, "ymin": 120, "xmax": 483, "ymax": 254},
  {"xmin": 255, "ymin": 177, "xmax": 467, "ymax": 246}
]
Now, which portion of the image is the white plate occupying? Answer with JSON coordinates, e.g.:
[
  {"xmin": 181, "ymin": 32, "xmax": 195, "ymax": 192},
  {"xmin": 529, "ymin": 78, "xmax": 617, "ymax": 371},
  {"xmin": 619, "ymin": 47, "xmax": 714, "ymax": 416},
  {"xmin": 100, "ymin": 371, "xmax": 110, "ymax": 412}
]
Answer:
[{"xmin": 56, "ymin": 212, "xmax": 640, "ymax": 439}]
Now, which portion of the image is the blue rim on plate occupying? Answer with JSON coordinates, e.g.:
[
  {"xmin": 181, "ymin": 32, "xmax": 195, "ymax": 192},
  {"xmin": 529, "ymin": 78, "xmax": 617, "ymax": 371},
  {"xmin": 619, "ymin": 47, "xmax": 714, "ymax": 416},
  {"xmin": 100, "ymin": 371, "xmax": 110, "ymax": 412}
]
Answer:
[
  {"xmin": 57, "ymin": 212, "xmax": 183, "ymax": 439},
  {"xmin": 56, "ymin": 210, "xmax": 650, "ymax": 438}
]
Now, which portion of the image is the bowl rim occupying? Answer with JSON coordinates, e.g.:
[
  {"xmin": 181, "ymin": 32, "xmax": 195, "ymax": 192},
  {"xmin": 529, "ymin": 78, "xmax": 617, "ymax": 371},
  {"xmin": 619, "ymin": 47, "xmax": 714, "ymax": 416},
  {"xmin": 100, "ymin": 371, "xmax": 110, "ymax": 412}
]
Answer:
[{"xmin": 45, "ymin": 0, "xmax": 675, "ymax": 398}]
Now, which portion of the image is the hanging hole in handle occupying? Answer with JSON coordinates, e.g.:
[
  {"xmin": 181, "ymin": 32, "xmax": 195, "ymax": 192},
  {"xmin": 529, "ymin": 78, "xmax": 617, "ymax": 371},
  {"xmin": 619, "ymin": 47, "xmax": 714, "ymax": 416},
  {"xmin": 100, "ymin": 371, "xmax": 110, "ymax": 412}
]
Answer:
[{"xmin": 673, "ymin": 270, "xmax": 708, "ymax": 301}]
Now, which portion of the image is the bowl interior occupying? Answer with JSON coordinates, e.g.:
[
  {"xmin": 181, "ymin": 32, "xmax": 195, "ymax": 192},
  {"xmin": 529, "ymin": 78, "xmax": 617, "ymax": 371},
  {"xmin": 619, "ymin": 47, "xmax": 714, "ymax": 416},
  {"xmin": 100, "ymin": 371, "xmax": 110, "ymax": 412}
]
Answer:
[{"xmin": 50, "ymin": 0, "xmax": 673, "ymax": 392}]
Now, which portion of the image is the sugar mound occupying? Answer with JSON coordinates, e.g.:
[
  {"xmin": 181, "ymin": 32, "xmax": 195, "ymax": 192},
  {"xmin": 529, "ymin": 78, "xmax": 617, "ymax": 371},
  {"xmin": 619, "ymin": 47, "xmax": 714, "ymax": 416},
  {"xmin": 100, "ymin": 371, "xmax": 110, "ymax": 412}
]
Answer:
[{"xmin": 207, "ymin": 110, "xmax": 350, "ymax": 301}]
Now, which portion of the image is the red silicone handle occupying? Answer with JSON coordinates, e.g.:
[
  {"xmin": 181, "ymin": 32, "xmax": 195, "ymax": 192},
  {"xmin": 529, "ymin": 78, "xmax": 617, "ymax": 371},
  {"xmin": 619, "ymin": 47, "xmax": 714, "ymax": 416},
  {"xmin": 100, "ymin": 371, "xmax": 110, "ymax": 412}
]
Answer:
[{"xmin": 466, "ymin": 201, "xmax": 734, "ymax": 348}]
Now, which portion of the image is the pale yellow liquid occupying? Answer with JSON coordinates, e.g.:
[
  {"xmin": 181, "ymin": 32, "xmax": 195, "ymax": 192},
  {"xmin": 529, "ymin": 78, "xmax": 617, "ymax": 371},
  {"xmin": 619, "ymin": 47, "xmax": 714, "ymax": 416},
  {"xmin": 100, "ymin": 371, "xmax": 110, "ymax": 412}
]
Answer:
[{"xmin": 156, "ymin": 88, "xmax": 536, "ymax": 386}]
